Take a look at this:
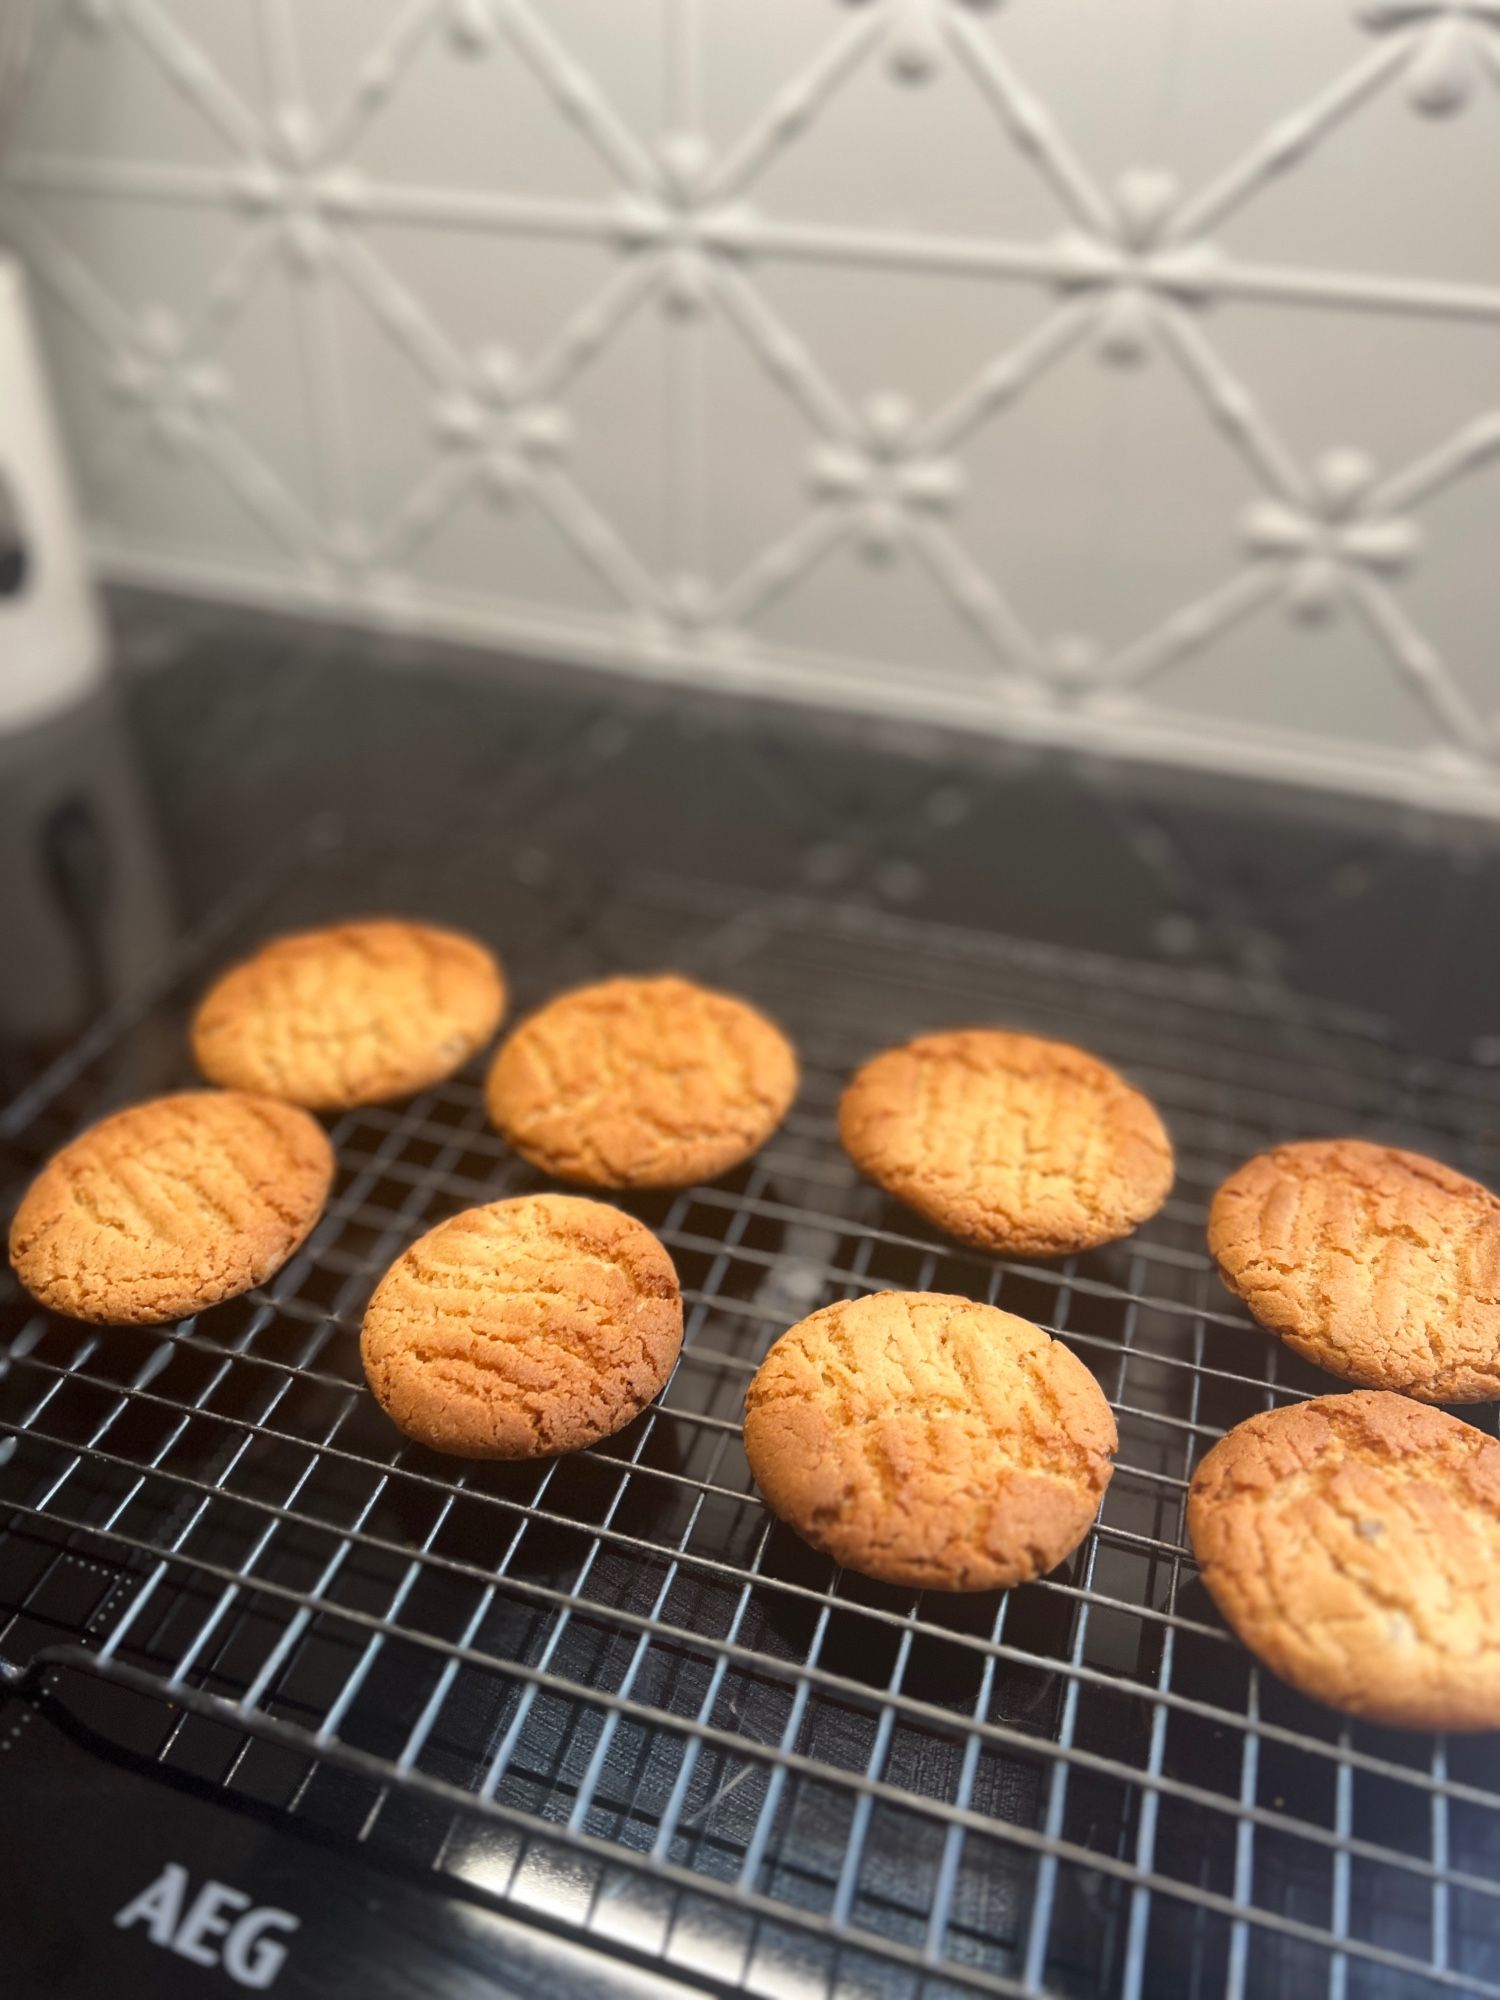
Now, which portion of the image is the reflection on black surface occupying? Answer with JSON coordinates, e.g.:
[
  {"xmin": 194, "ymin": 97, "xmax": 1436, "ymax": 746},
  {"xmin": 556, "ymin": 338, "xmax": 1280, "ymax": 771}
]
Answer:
[
  {"xmin": 0, "ymin": 464, "xmax": 26, "ymax": 598},
  {"xmin": 0, "ymin": 680, "xmax": 174, "ymax": 1103},
  {"xmin": 10, "ymin": 589, "xmax": 1500, "ymax": 2000}
]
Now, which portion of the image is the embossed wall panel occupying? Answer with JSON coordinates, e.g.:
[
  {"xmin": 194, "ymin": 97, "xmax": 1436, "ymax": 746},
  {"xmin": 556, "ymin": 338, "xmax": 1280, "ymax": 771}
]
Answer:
[{"xmin": 2, "ymin": 2, "xmax": 1498, "ymax": 809}]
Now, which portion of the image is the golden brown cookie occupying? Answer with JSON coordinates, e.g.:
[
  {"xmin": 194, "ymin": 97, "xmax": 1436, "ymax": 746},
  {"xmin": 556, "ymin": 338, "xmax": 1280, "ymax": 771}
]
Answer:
[
  {"xmin": 485, "ymin": 975, "xmax": 798, "ymax": 1189},
  {"xmin": 360, "ymin": 1193, "xmax": 683, "ymax": 1458},
  {"xmin": 1188, "ymin": 1390, "xmax": 1500, "ymax": 1729},
  {"xmin": 8, "ymin": 1090, "xmax": 333, "ymax": 1325},
  {"xmin": 839, "ymin": 1030, "xmax": 1173, "ymax": 1257},
  {"xmin": 743, "ymin": 1290, "xmax": 1117, "ymax": 1591},
  {"xmin": 1209, "ymin": 1139, "xmax": 1500, "ymax": 1403},
  {"xmin": 192, "ymin": 918, "xmax": 505, "ymax": 1111}
]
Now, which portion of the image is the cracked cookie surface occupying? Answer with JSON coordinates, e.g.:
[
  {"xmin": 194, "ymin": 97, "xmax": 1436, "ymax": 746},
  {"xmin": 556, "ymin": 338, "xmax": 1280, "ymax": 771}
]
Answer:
[
  {"xmin": 485, "ymin": 975, "xmax": 798, "ymax": 1189},
  {"xmin": 193, "ymin": 918, "xmax": 505, "ymax": 1110},
  {"xmin": 9, "ymin": 1090, "xmax": 334, "ymax": 1324},
  {"xmin": 743, "ymin": 1290, "xmax": 1117, "ymax": 1591},
  {"xmin": 840, "ymin": 1030, "xmax": 1173, "ymax": 1257},
  {"xmin": 360, "ymin": 1193, "xmax": 683, "ymax": 1458},
  {"xmin": 1188, "ymin": 1390, "xmax": 1500, "ymax": 1729},
  {"xmin": 1209, "ymin": 1139, "xmax": 1500, "ymax": 1402}
]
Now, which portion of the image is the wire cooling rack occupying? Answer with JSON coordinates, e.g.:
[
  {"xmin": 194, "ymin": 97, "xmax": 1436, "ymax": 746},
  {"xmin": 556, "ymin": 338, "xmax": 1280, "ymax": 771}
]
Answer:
[{"xmin": 5, "ymin": 854, "xmax": 1500, "ymax": 2000}]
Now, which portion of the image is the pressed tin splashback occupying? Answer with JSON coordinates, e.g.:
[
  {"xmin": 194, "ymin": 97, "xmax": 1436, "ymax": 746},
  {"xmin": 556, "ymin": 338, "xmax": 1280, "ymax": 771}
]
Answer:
[{"xmin": 2, "ymin": 2, "xmax": 1500, "ymax": 809}]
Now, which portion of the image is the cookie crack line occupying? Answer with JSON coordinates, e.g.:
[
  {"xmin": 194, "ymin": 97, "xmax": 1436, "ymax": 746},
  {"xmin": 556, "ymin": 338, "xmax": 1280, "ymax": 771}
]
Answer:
[
  {"xmin": 1210, "ymin": 1137, "xmax": 1500, "ymax": 1403},
  {"xmin": 744, "ymin": 1291, "xmax": 1116, "ymax": 1593},
  {"xmin": 487, "ymin": 974, "xmax": 797, "ymax": 1190},
  {"xmin": 193, "ymin": 918, "xmax": 506, "ymax": 1111},
  {"xmin": 841, "ymin": 1028, "xmax": 1173, "ymax": 1257},
  {"xmin": 401, "ymin": 1248, "xmax": 648, "ymax": 1309},
  {"xmin": 1188, "ymin": 1391, "xmax": 1500, "ymax": 1729},
  {"xmin": 376, "ymin": 1293, "xmax": 659, "ymax": 1384},
  {"xmin": 360, "ymin": 1193, "xmax": 683, "ymax": 1461},
  {"xmin": 9, "ymin": 1091, "xmax": 333, "ymax": 1325}
]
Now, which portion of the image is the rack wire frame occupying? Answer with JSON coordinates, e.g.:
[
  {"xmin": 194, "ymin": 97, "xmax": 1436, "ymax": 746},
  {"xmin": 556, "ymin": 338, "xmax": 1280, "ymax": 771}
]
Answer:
[{"xmin": 5, "ymin": 862, "xmax": 1500, "ymax": 2000}]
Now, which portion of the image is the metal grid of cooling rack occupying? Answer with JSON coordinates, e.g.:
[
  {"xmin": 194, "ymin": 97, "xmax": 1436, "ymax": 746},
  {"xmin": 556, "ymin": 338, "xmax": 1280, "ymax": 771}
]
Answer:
[{"xmin": 5, "ymin": 862, "xmax": 1500, "ymax": 2000}]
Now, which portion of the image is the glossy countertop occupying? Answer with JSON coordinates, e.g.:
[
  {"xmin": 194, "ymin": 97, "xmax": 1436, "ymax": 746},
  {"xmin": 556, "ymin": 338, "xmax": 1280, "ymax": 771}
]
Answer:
[{"xmin": 2, "ymin": 587, "xmax": 1498, "ymax": 1113}]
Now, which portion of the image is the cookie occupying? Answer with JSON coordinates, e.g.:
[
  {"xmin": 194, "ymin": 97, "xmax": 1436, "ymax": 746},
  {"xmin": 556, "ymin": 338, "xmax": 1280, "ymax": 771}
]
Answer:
[
  {"xmin": 192, "ymin": 918, "xmax": 505, "ymax": 1111},
  {"xmin": 485, "ymin": 975, "xmax": 798, "ymax": 1189},
  {"xmin": 840, "ymin": 1030, "xmax": 1173, "ymax": 1257},
  {"xmin": 1208, "ymin": 1139, "xmax": 1500, "ymax": 1403},
  {"xmin": 1188, "ymin": 1390, "xmax": 1500, "ymax": 1729},
  {"xmin": 8, "ymin": 1090, "xmax": 333, "ymax": 1325},
  {"xmin": 743, "ymin": 1290, "xmax": 1116, "ymax": 1591},
  {"xmin": 360, "ymin": 1193, "xmax": 683, "ymax": 1458}
]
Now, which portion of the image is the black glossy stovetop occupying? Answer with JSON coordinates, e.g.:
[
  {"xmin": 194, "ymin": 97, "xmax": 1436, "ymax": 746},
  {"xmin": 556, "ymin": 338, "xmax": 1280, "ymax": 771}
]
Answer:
[{"xmin": 5, "ymin": 589, "xmax": 1500, "ymax": 2000}]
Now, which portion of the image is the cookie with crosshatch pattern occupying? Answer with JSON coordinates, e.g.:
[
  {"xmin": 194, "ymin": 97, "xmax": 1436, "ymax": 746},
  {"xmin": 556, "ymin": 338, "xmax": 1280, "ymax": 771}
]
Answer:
[
  {"xmin": 8, "ymin": 1090, "xmax": 333, "ymax": 1324},
  {"xmin": 1188, "ymin": 1390, "xmax": 1500, "ymax": 1730},
  {"xmin": 743, "ymin": 1290, "xmax": 1117, "ymax": 1591},
  {"xmin": 1209, "ymin": 1138, "xmax": 1500, "ymax": 1403},
  {"xmin": 839, "ymin": 1028, "xmax": 1173, "ymax": 1256},
  {"xmin": 192, "ymin": 918, "xmax": 506, "ymax": 1111},
  {"xmin": 485, "ymin": 974, "xmax": 798, "ymax": 1188},
  {"xmin": 360, "ymin": 1193, "xmax": 683, "ymax": 1458}
]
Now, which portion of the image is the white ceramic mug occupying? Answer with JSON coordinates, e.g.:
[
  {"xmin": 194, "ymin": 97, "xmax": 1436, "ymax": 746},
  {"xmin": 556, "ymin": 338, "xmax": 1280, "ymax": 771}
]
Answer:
[{"xmin": 0, "ymin": 250, "xmax": 106, "ymax": 732}]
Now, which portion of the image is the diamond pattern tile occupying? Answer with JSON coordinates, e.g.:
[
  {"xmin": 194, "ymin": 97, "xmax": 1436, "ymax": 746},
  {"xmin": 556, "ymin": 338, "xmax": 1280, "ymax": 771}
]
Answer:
[{"xmin": 2, "ymin": 0, "xmax": 1499, "ymax": 809}]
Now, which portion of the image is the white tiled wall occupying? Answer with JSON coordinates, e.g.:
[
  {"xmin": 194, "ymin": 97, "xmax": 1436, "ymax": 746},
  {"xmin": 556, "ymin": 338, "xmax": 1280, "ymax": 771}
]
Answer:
[{"xmin": 4, "ymin": 2, "xmax": 1500, "ymax": 810}]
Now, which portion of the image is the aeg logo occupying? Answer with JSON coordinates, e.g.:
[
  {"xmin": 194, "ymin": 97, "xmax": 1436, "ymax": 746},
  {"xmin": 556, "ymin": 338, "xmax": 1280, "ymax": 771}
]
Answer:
[{"xmin": 114, "ymin": 1862, "xmax": 300, "ymax": 1989}]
